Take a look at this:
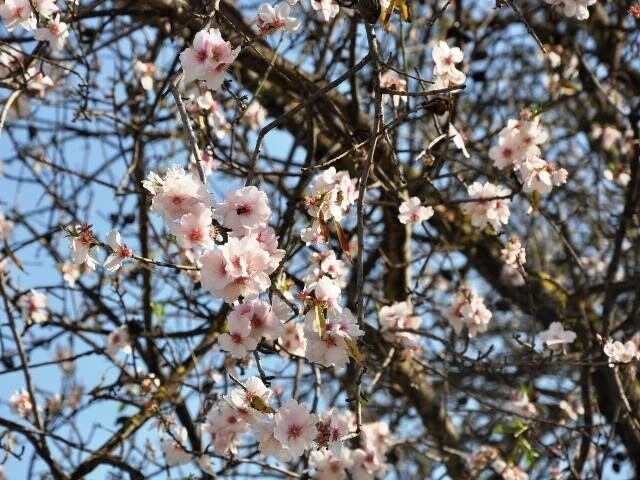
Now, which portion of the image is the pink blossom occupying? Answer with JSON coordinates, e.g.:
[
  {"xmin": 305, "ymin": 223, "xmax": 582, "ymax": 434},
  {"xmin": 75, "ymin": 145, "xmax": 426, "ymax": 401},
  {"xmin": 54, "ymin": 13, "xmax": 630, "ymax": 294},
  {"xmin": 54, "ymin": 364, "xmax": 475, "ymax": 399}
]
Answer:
[
  {"xmin": 255, "ymin": 418, "xmax": 294, "ymax": 462},
  {"xmin": 144, "ymin": 166, "xmax": 212, "ymax": 222},
  {"xmin": 257, "ymin": 2, "xmax": 300, "ymax": 35},
  {"xmin": 462, "ymin": 181, "xmax": 511, "ymax": 232},
  {"xmin": 21, "ymin": 289, "xmax": 48, "ymax": 324},
  {"xmin": 448, "ymin": 286, "xmax": 492, "ymax": 337},
  {"xmin": 228, "ymin": 375, "xmax": 273, "ymax": 412},
  {"xmin": 171, "ymin": 205, "xmax": 215, "ymax": 250},
  {"xmin": 34, "ymin": 15, "xmax": 69, "ymax": 51},
  {"xmin": 179, "ymin": 27, "xmax": 241, "ymax": 90},
  {"xmin": 309, "ymin": 449, "xmax": 352, "ymax": 480},
  {"xmin": 214, "ymin": 186, "xmax": 272, "ymax": 236},
  {"xmin": 69, "ymin": 224, "xmax": 99, "ymax": 270},
  {"xmin": 398, "ymin": 197, "xmax": 434, "ymax": 225},
  {"xmin": 107, "ymin": 325, "xmax": 132, "ymax": 357},
  {"xmin": 103, "ymin": 229, "xmax": 133, "ymax": 272},
  {"xmin": 379, "ymin": 301, "xmax": 421, "ymax": 346},
  {"xmin": 273, "ymin": 399, "xmax": 318, "ymax": 458},
  {"xmin": 311, "ymin": 0, "xmax": 339, "ymax": 21},
  {"xmin": 432, "ymin": 40, "xmax": 466, "ymax": 87},
  {"xmin": 200, "ymin": 236, "xmax": 276, "ymax": 303},
  {"xmin": 9, "ymin": 389, "xmax": 34, "ymax": 418},
  {"xmin": 218, "ymin": 310, "xmax": 259, "ymax": 358},
  {"xmin": 501, "ymin": 236, "xmax": 526, "ymax": 267},
  {"xmin": 539, "ymin": 322, "xmax": 577, "ymax": 351},
  {"xmin": 162, "ymin": 427, "xmax": 191, "ymax": 466},
  {"xmin": 278, "ymin": 321, "xmax": 306, "ymax": 356}
]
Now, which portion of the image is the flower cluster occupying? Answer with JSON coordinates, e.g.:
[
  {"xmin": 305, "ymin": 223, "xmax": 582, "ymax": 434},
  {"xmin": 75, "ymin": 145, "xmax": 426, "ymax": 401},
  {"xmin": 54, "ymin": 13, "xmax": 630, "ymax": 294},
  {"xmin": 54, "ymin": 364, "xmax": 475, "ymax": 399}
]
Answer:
[
  {"xmin": 304, "ymin": 307, "xmax": 364, "ymax": 368},
  {"xmin": 379, "ymin": 301, "xmax": 422, "ymax": 347},
  {"xmin": 9, "ymin": 389, "xmax": 34, "ymax": 418},
  {"xmin": 218, "ymin": 300, "xmax": 284, "ymax": 358},
  {"xmin": 501, "ymin": 236, "xmax": 526, "ymax": 267},
  {"xmin": 489, "ymin": 114, "xmax": 568, "ymax": 195},
  {"xmin": 539, "ymin": 322, "xmax": 577, "ymax": 352},
  {"xmin": 462, "ymin": 181, "xmax": 511, "ymax": 232},
  {"xmin": 448, "ymin": 285, "xmax": 492, "ymax": 337},
  {"xmin": 0, "ymin": 0, "xmax": 57, "ymax": 32},
  {"xmin": 189, "ymin": 375, "xmax": 392, "ymax": 477},
  {"xmin": 544, "ymin": 0, "xmax": 596, "ymax": 20},
  {"xmin": 432, "ymin": 40, "xmax": 466, "ymax": 89},
  {"xmin": 603, "ymin": 337, "xmax": 640, "ymax": 367},
  {"xmin": 256, "ymin": 2, "xmax": 300, "ymax": 35},
  {"xmin": 179, "ymin": 27, "xmax": 241, "ymax": 90},
  {"xmin": 21, "ymin": 289, "xmax": 48, "ymax": 324},
  {"xmin": 199, "ymin": 186, "xmax": 284, "ymax": 303},
  {"xmin": 301, "ymin": 167, "xmax": 358, "ymax": 246},
  {"xmin": 398, "ymin": 197, "xmax": 434, "ymax": 225}
]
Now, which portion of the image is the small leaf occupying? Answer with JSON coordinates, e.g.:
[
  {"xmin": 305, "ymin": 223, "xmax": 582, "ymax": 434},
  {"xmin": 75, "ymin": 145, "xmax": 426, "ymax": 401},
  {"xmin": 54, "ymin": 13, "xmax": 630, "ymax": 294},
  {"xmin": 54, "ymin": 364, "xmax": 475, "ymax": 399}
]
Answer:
[
  {"xmin": 315, "ymin": 303, "xmax": 326, "ymax": 338},
  {"xmin": 318, "ymin": 212, "xmax": 330, "ymax": 244},
  {"xmin": 250, "ymin": 395, "xmax": 275, "ymax": 414},
  {"xmin": 334, "ymin": 220, "xmax": 353, "ymax": 264},
  {"xmin": 344, "ymin": 337, "xmax": 365, "ymax": 366}
]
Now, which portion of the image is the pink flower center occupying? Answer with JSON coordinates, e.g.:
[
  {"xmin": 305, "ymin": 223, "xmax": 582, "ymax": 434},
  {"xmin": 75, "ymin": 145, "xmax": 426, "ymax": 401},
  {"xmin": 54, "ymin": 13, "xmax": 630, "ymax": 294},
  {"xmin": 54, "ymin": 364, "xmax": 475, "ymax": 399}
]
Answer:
[
  {"xmin": 230, "ymin": 332, "xmax": 243, "ymax": 344},
  {"xmin": 236, "ymin": 204, "xmax": 251, "ymax": 215},
  {"xmin": 250, "ymin": 315, "xmax": 264, "ymax": 329},
  {"xmin": 287, "ymin": 423, "xmax": 303, "ymax": 439},
  {"xmin": 118, "ymin": 245, "xmax": 133, "ymax": 258},
  {"xmin": 189, "ymin": 228, "xmax": 203, "ymax": 242}
]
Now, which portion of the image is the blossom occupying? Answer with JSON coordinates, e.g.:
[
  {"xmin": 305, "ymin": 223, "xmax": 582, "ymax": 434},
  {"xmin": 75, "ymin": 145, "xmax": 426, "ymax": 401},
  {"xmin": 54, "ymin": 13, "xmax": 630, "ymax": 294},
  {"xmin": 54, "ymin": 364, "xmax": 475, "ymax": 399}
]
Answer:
[
  {"xmin": 303, "ymin": 250, "xmax": 348, "ymax": 288},
  {"xmin": 162, "ymin": 427, "xmax": 192, "ymax": 466},
  {"xmin": 398, "ymin": 197, "xmax": 434, "ymax": 225},
  {"xmin": 255, "ymin": 418, "xmax": 294, "ymax": 462},
  {"xmin": 520, "ymin": 157, "xmax": 568, "ymax": 194},
  {"xmin": 604, "ymin": 338, "xmax": 639, "ymax": 367},
  {"xmin": 200, "ymin": 236, "xmax": 276, "ymax": 303},
  {"xmin": 311, "ymin": 0, "xmax": 340, "ymax": 21},
  {"xmin": 449, "ymin": 123, "xmax": 470, "ymax": 158},
  {"xmin": 68, "ymin": 224, "xmax": 99, "ymax": 270},
  {"xmin": 489, "ymin": 117, "xmax": 549, "ymax": 171},
  {"xmin": 312, "ymin": 276, "xmax": 342, "ymax": 311},
  {"xmin": 305, "ymin": 168, "xmax": 358, "ymax": 223},
  {"xmin": 9, "ymin": 389, "xmax": 34, "ymax": 418},
  {"xmin": 0, "ymin": 212, "xmax": 13, "ymax": 241},
  {"xmin": 179, "ymin": 27, "xmax": 241, "ymax": 90},
  {"xmin": 273, "ymin": 399, "xmax": 318, "ymax": 458},
  {"xmin": 0, "ymin": 0, "xmax": 36, "ymax": 31},
  {"xmin": 249, "ymin": 226, "xmax": 285, "ymax": 271},
  {"xmin": 380, "ymin": 70, "xmax": 406, "ymax": 107},
  {"xmin": 360, "ymin": 421, "xmax": 393, "ymax": 457},
  {"xmin": 21, "ymin": 289, "xmax": 48, "ymax": 324},
  {"xmin": 60, "ymin": 262, "xmax": 81, "ymax": 287},
  {"xmin": 432, "ymin": 40, "xmax": 466, "ymax": 87},
  {"xmin": 316, "ymin": 409, "xmax": 352, "ymax": 455},
  {"xmin": 133, "ymin": 61, "xmax": 157, "ymax": 91},
  {"xmin": 379, "ymin": 301, "xmax": 421, "ymax": 346},
  {"xmin": 278, "ymin": 321, "xmax": 306, "ymax": 356},
  {"xmin": 306, "ymin": 330, "xmax": 350, "ymax": 368},
  {"xmin": 144, "ymin": 166, "xmax": 212, "ymax": 222},
  {"xmin": 448, "ymin": 285, "xmax": 492, "ymax": 337},
  {"xmin": 218, "ymin": 309, "xmax": 259, "ymax": 358},
  {"xmin": 350, "ymin": 448, "xmax": 388, "ymax": 480},
  {"xmin": 462, "ymin": 181, "xmax": 511, "ymax": 232},
  {"xmin": 228, "ymin": 375, "xmax": 273, "ymax": 412},
  {"xmin": 34, "ymin": 15, "xmax": 69, "ymax": 51},
  {"xmin": 197, "ymin": 455, "xmax": 215, "ymax": 475},
  {"xmin": 171, "ymin": 205, "xmax": 215, "ymax": 250},
  {"xmin": 501, "ymin": 236, "xmax": 526, "ymax": 267},
  {"xmin": 107, "ymin": 325, "xmax": 132, "ymax": 357},
  {"xmin": 309, "ymin": 449, "xmax": 352, "ymax": 480},
  {"xmin": 242, "ymin": 102, "xmax": 267, "ymax": 130},
  {"xmin": 257, "ymin": 2, "xmax": 300, "ymax": 35},
  {"xmin": 194, "ymin": 91, "xmax": 229, "ymax": 139},
  {"xmin": 539, "ymin": 322, "xmax": 577, "ymax": 351},
  {"xmin": 103, "ymin": 229, "xmax": 133, "ymax": 272},
  {"xmin": 213, "ymin": 186, "xmax": 272, "ymax": 236},
  {"xmin": 544, "ymin": 0, "xmax": 596, "ymax": 20}
]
